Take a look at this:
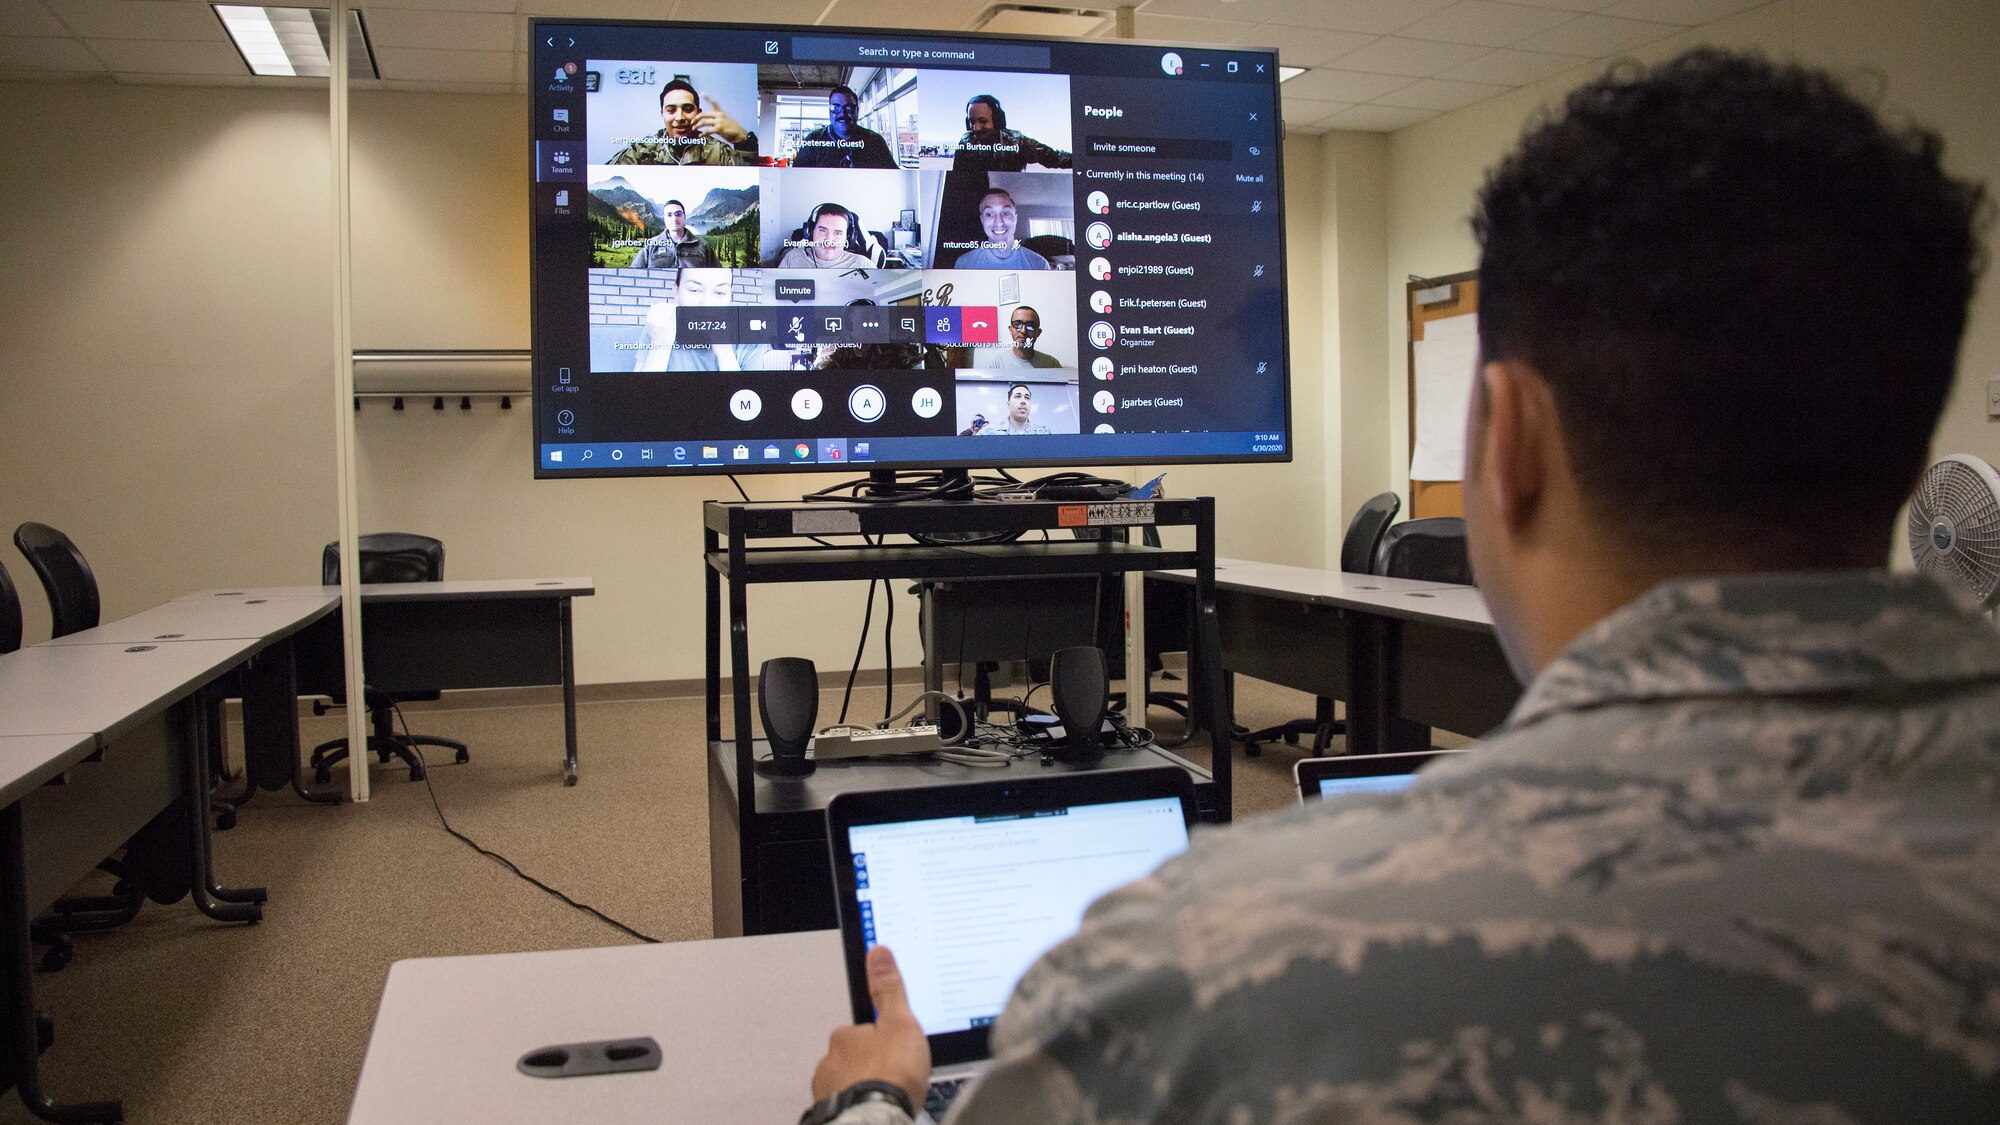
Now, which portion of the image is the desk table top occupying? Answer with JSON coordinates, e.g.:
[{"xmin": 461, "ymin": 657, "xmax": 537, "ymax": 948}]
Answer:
[
  {"xmin": 175, "ymin": 577, "xmax": 595, "ymax": 603},
  {"xmin": 1155, "ymin": 558, "xmax": 1494, "ymax": 631},
  {"xmin": 41, "ymin": 592, "xmax": 339, "ymax": 647},
  {"xmin": 349, "ymin": 930, "xmax": 846, "ymax": 1125},
  {"xmin": 0, "ymin": 732, "xmax": 99, "ymax": 808}
]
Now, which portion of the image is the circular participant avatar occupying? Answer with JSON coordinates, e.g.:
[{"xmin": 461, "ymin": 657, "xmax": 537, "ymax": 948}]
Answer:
[
  {"xmin": 1085, "ymin": 222, "xmax": 1113, "ymax": 250},
  {"xmin": 1088, "ymin": 321, "xmax": 1116, "ymax": 349},
  {"xmin": 1086, "ymin": 190, "xmax": 1111, "ymax": 214},
  {"xmin": 792, "ymin": 388, "xmax": 823, "ymax": 420},
  {"xmin": 1092, "ymin": 390, "xmax": 1116, "ymax": 413},
  {"xmin": 1094, "ymin": 423, "xmax": 1115, "ymax": 434},
  {"xmin": 1089, "ymin": 257, "xmax": 1112, "ymax": 281},
  {"xmin": 1091, "ymin": 357, "xmax": 1116, "ymax": 380},
  {"xmin": 1090, "ymin": 290, "xmax": 1113, "ymax": 314}
]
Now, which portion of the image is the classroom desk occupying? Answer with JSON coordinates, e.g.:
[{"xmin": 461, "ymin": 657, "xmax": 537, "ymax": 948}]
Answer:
[
  {"xmin": 349, "ymin": 930, "xmax": 847, "ymax": 1125},
  {"xmin": 0, "ymin": 639, "xmax": 268, "ymax": 1122},
  {"xmin": 179, "ymin": 577, "xmax": 594, "ymax": 787},
  {"xmin": 1151, "ymin": 560, "xmax": 1521, "ymax": 753}
]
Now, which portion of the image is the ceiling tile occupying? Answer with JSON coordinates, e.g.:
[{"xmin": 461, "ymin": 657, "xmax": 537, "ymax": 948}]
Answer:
[
  {"xmin": 1320, "ymin": 102, "xmax": 1439, "ymax": 131},
  {"xmin": 0, "ymin": 34, "xmax": 104, "ymax": 71},
  {"xmin": 86, "ymin": 36, "xmax": 243, "ymax": 74},
  {"xmin": 374, "ymin": 45, "xmax": 514, "ymax": 83},
  {"xmin": 376, "ymin": 78, "xmax": 518, "ymax": 95},
  {"xmin": 1281, "ymin": 93, "xmax": 1352, "ymax": 122},
  {"xmin": 1438, "ymin": 46, "xmax": 1584, "ymax": 84},
  {"xmin": 47, "ymin": 0, "xmax": 228, "ymax": 41},
  {"xmin": 365, "ymin": 10, "xmax": 514, "ymax": 52},
  {"xmin": 820, "ymin": 0, "xmax": 994, "ymax": 32},
  {"xmin": 115, "ymin": 71, "xmax": 254, "ymax": 86},
  {"xmin": 0, "ymin": 0, "xmax": 70, "ymax": 37},
  {"xmin": 1598, "ymin": 0, "xmax": 1770, "ymax": 25},
  {"xmin": 1128, "ymin": 13, "xmax": 1262, "ymax": 45},
  {"xmin": 1398, "ymin": 1, "xmax": 1578, "ymax": 46},
  {"xmin": 1330, "ymin": 35, "xmax": 1487, "ymax": 76},
  {"xmin": 1252, "ymin": 24, "xmax": 1376, "ymax": 66},
  {"xmin": 669, "ymin": 0, "xmax": 829, "ymax": 22},
  {"xmin": 1372, "ymin": 76, "xmax": 1511, "ymax": 110},
  {"xmin": 360, "ymin": 0, "xmax": 517, "ymax": 13},
  {"xmin": 1280, "ymin": 66, "xmax": 1412, "ymax": 102},
  {"xmin": 1267, "ymin": 0, "xmax": 1456, "ymax": 36},
  {"xmin": 1512, "ymin": 12, "xmax": 1677, "ymax": 54},
  {"xmin": 1137, "ymin": 0, "xmax": 1299, "ymax": 26}
]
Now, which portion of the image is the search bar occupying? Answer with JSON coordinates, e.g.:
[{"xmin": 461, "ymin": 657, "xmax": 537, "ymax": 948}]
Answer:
[{"xmin": 790, "ymin": 36, "xmax": 1051, "ymax": 70}]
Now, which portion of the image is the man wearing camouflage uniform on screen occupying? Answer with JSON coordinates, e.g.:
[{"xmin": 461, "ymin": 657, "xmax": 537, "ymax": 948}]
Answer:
[{"xmin": 802, "ymin": 49, "xmax": 1999, "ymax": 1124}]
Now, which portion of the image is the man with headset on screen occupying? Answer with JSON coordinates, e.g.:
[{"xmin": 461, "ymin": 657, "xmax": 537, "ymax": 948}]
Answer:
[
  {"xmin": 791, "ymin": 85, "xmax": 899, "ymax": 169},
  {"xmin": 800, "ymin": 48, "xmax": 1998, "ymax": 1125},
  {"xmin": 950, "ymin": 95, "xmax": 1070, "ymax": 175},
  {"xmin": 775, "ymin": 203, "xmax": 877, "ymax": 269},
  {"xmin": 608, "ymin": 77, "xmax": 757, "ymax": 166}
]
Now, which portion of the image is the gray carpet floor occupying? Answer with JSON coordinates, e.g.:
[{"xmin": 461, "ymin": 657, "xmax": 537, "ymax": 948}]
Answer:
[{"xmin": 0, "ymin": 676, "xmax": 1467, "ymax": 1124}]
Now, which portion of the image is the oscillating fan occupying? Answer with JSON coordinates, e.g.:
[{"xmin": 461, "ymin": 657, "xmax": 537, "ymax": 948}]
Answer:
[{"xmin": 1907, "ymin": 453, "xmax": 2000, "ymax": 615}]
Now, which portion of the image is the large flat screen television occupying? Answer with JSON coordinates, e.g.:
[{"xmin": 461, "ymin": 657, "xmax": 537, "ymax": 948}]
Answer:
[{"xmin": 530, "ymin": 19, "xmax": 1289, "ymax": 478}]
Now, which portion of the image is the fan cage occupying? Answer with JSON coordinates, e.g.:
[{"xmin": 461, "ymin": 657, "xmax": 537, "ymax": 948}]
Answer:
[{"xmin": 1907, "ymin": 454, "xmax": 2000, "ymax": 609}]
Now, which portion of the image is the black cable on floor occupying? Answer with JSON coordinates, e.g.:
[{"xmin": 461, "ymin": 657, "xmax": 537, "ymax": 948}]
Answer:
[
  {"xmin": 387, "ymin": 701, "xmax": 661, "ymax": 945},
  {"xmin": 839, "ymin": 577, "xmax": 878, "ymax": 725}
]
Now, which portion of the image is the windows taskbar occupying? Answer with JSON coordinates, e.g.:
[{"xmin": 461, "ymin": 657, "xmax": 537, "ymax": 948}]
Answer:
[{"xmin": 538, "ymin": 431, "xmax": 1287, "ymax": 470}]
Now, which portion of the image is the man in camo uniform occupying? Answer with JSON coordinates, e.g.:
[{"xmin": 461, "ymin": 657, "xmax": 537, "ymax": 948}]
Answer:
[{"xmin": 803, "ymin": 49, "xmax": 1998, "ymax": 1124}]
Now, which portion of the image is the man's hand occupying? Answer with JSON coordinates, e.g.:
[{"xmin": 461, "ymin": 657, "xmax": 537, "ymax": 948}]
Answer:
[
  {"xmin": 811, "ymin": 946, "xmax": 930, "ymax": 1105},
  {"xmin": 697, "ymin": 98, "xmax": 751, "ymax": 145}
]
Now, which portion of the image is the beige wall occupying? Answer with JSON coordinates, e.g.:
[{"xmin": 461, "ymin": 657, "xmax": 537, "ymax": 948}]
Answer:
[
  {"xmin": 0, "ymin": 84, "xmax": 1343, "ymax": 684},
  {"xmin": 1382, "ymin": 0, "xmax": 2000, "ymax": 523}
]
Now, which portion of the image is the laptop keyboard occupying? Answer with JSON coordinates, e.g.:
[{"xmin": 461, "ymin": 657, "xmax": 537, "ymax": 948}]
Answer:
[{"xmin": 925, "ymin": 1076, "xmax": 971, "ymax": 1119}]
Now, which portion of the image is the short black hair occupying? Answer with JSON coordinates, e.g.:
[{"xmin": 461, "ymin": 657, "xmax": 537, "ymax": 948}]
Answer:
[
  {"xmin": 659, "ymin": 78, "xmax": 698, "ymax": 108},
  {"xmin": 1474, "ymin": 48, "xmax": 1987, "ymax": 562},
  {"xmin": 1008, "ymin": 382, "xmax": 1032, "ymax": 398},
  {"xmin": 966, "ymin": 95, "xmax": 1006, "ymax": 130},
  {"xmin": 661, "ymin": 198, "xmax": 685, "ymax": 212}
]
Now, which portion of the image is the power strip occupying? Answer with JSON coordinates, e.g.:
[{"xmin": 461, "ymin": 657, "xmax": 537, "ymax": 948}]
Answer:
[{"xmin": 810, "ymin": 726, "xmax": 944, "ymax": 760}]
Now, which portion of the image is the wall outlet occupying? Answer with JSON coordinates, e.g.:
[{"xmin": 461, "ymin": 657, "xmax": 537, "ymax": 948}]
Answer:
[{"xmin": 1989, "ymin": 379, "xmax": 2000, "ymax": 418}]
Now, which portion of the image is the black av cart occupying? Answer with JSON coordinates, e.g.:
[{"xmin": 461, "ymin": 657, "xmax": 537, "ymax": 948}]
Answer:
[{"xmin": 703, "ymin": 497, "xmax": 1226, "ymax": 936}]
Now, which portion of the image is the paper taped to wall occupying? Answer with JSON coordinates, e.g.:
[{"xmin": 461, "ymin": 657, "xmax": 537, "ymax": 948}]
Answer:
[{"xmin": 1410, "ymin": 312, "xmax": 1478, "ymax": 481}]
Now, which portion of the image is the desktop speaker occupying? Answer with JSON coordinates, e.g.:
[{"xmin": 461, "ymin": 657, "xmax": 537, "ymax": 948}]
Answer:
[
  {"xmin": 1048, "ymin": 646, "xmax": 1108, "ymax": 762},
  {"xmin": 757, "ymin": 657, "xmax": 818, "ymax": 778}
]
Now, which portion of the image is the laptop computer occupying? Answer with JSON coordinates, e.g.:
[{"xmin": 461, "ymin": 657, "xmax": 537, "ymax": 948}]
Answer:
[
  {"xmin": 825, "ymin": 767, "xmax": 1198, "ymax": 1122},
  {"xmin": 1295, "ymin": 749, "xmax": 1464, "ymax": 803}
]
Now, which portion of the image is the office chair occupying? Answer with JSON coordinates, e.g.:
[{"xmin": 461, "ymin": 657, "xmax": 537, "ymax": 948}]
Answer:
[
  {"xmin": 1375, "ymin": 516, "xmax": 1473, "ymax": 585},
  {"xmin": 309, "ymin": 533, "xmax": 470, "ymax": 783},
  {"xmin": 0, "ymin": 556, "xmax": 20, "ymax": 655},
  {"xmin": 13, "ymin": 521, "xmax": 101, "ymax": 638},
  {"xmin": 1240, "ymin": 492, "xmax": 1401, "ymax": 757}
]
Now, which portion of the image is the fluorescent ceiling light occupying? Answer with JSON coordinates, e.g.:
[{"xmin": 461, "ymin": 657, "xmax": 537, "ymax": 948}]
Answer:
[
  {"xmin": 972, "ymin": 4, "xmax": 1113, "ymax": 38},
  {"xmin": 1279, "ymin": 66, "xmax": 1305, "ymax": 83},
  {"xmin": 214, "ymin": 5, "xmax": 378, "ymax": 79}
]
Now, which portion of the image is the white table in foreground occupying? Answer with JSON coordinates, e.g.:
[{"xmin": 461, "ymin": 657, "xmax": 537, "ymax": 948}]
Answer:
[{"xmin": 348, "ymin": 930, "xmax": 848, "ymax": 1124}]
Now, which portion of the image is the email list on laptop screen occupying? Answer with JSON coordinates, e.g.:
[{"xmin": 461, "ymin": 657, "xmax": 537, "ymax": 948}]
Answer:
[
  {"xmin": 1317, "ymin": 773, "xmax": 1422, "ymax": 800},
  {"xmin": 845, "ymin": 796, "xmax": 1188, "ymax": 1036}
]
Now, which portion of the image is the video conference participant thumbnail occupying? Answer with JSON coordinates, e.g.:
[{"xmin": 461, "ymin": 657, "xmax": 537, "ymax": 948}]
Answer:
[
  {"xmin": 925, "ymin": 172, "xmax": 1075, "ymax": 271},
  {"xmin": 586, "ymin": 166, "xmax": 760, "ymax": 269},
  {"xmin": 586, "ymin": 62, "xmax": 759, "ymax": 167},
  {"xmin": 925, "ymin": 269, "xmax": 1077, "ymax": 372},
  {"xmin": 917, "ymin": 71, "xmax": 1072, "ymax": 174},
  {"xmin": 761, "ymin": 168, "xmax": 923, "ymax": 269},
  {"xmin": 785, "ymin": 84, "xmax": 900, "ymax": 169},
  {"xmin": 954, "ymin": 374, "xmax": 1079, "ymax": 436}
]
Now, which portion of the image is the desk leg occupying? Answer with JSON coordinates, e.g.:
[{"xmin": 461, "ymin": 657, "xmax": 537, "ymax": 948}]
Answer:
[
  {"xmin": 1348, "ymin": 616, "xmax": 1430, "ymax": 756},
  {"xmin": 182, "ymin": 698, "xmax": 264, "ymax": 920},
  {"xmin": 560, "ymin": 598, "xmax": 579, "ymax": 787},
  {"xmin": 1, "ymin": 803, "xmax": 123, "ymax": 1123}
]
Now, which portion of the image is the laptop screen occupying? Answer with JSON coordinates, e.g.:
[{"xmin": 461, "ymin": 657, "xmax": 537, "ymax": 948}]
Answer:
[
  {"xmin": 847, "ymin": 796, "xmax": 1188, "ymax": 1037},
  {"xmin": 1315, "ymin": 772, "xmax": 1422, "ymax": 800},
  {"xmin": 1295, "ymin": 749, "xmax": 1464, "ymax": 803},
  {"xmin": 826, "ymin": 767, "xmax": 1198, "ymax": 1065}
]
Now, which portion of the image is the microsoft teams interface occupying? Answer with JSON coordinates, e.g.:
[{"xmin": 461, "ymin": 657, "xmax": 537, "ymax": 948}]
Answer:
[
  {"xmin": 530, "ymin": 20, "xmax": 1288, "ymax": 476},
  {"xmin": 1318, "ymin": 773, "xmax": 1421, "ymax": 800},
  {"xmin": 845, "ymin": 796, "xmax": 1188, "ymax": 1035}
]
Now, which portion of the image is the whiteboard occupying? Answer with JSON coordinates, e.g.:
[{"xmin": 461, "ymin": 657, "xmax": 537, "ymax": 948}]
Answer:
[{"xmin": 1409, "ymin": 312, "xmax": 1478, "ymax": 481}]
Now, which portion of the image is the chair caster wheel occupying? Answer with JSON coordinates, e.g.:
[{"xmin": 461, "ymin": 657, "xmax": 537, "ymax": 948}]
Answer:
[
  {"xmin": 454, "ymin": 749, "xmax": 469, "ymax": 764},
  {"xmin": 314, "ymin": 768, "xmax": 332, "ymax": 785},
  {"xmin": 214, "ymin": 810, "xmax": 237, "ymax": 832},
  {"xmin": 40, "ymin": 945, "xmax": 71, "ymax": 973},
  {"xmin": 36, "ymin": 1013, "xmax": 54, "ymax": 1055},
  {"xmin": 408, "ymin": 765, "xmax": 426, "ymax": 782},
  {"xmin": 1243, "ymin": 742, "xmax": 1263, "ymax": 758}
]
